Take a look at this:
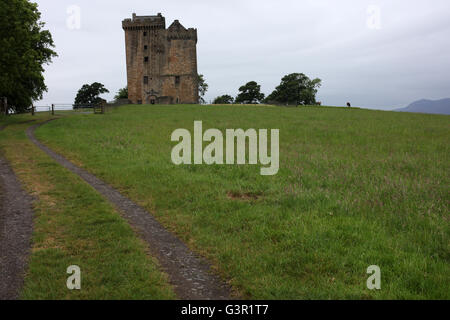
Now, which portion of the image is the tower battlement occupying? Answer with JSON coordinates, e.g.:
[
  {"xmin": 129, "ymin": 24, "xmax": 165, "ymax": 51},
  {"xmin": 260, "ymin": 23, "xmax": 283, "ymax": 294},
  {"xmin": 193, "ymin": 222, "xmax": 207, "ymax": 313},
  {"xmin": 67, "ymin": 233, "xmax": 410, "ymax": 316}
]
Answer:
[
  {"xmin": 122, "ymin": 13, "xmax": 166, "ymax": 30},
  {"xmin": 167, "ymin": 20, "xmax": 198, "ymax": 42},
  {"xmin": 122, "ymin": 13, "xmax": 199, "ymax": 105}
]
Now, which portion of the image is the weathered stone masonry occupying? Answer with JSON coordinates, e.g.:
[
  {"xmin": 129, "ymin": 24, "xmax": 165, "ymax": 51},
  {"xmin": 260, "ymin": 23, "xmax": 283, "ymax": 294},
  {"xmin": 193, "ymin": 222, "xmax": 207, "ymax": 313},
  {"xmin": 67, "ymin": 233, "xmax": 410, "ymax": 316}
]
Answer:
[{"xmin": 122, "ymin": 13, "xmax": 199, "ymax": 104}]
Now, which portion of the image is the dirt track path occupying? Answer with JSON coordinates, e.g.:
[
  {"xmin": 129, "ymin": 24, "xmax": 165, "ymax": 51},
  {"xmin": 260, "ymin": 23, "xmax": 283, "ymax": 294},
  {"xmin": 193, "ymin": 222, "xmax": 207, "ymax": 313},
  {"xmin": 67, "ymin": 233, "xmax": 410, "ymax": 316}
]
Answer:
[
  {"xmin": 27, "ymin": 121, "xmax": 232, "ymax": 300},
  {"xmin": 0, "ymin": 125, "xmax": 34, "ymax": 300}
]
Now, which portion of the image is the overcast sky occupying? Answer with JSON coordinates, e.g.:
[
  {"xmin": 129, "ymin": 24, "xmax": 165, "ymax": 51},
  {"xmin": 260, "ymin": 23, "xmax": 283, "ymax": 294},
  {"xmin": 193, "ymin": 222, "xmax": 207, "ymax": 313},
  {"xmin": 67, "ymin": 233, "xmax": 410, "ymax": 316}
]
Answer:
[{"xmin": 34, "ymin": 0, "xmax": 450, "ymax": 110}]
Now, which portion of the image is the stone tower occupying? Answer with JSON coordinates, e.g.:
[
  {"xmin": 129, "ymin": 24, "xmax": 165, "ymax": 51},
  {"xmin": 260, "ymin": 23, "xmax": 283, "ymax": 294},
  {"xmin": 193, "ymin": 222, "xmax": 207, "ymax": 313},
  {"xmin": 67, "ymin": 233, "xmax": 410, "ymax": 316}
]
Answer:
[{"xmin": 122, "ymin": 13, "xmax": 199, "ymax": 105}]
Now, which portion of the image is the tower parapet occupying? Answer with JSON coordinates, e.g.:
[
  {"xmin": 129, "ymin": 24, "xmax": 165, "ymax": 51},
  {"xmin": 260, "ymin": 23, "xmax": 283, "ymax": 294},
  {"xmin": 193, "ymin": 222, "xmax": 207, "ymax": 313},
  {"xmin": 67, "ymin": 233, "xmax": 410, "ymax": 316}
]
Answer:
[
  {"xmin": 167, "ymin": 20, "xmax": 197, "ymax": 42},
  {"xmin": 122, "ymin": 13, "xmax": 166, "ymax": 30}
]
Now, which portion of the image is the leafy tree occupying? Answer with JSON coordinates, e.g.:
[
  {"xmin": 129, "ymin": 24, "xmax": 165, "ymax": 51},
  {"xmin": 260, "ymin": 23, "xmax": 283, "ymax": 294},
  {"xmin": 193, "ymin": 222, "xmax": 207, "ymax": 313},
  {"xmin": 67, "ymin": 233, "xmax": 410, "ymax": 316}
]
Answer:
[
  {"xmin": 213, "ymin": 95, "xmax": 234, "ymax": 104},
  {"xmin": 0, "ymin": 0, "xmax": 57, "ymax": 113},
  {"xmin": 198, "ymin": 74, "xmax": 208, "ymax": 104},
  {"xmin": 235, "ymin": 81, "xmax": 265, "ymax": 104},
  {"xmin": 265, "ymin": 73, "xmax": 322, "ymax": 105},
  {"xmin": 74, "ymin": 82, "xmax": 109, "ymax": 106},
  {"xmin": 114, "ymin": 86, "xmax": 128, "ymax": 100}
]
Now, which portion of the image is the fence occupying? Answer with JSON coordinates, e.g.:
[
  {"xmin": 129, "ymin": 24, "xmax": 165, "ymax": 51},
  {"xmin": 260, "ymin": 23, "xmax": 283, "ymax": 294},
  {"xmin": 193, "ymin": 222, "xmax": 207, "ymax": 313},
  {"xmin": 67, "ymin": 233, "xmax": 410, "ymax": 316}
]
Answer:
[
  {"xmin": 264, "ymin": 100, "xmax": 323, "ymax": 107},
  {"xmin": 1, "ymin": 99, "xmax": 130, "ymax": 116},
  {"xmin": 33, "ymin": 104, "xmax": 75, "ymax": 114},
  {"xmin": 32, "ymin": 102, "xmax": 114, "ymax": 115}
]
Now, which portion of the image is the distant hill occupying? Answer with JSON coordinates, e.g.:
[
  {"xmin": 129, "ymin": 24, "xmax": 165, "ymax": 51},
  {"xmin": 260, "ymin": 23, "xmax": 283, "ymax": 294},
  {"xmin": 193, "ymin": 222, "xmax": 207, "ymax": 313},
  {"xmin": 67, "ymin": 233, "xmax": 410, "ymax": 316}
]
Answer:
[{"xmin": 396, "ymin": 98, "xmax": 450, "ymax": 115}]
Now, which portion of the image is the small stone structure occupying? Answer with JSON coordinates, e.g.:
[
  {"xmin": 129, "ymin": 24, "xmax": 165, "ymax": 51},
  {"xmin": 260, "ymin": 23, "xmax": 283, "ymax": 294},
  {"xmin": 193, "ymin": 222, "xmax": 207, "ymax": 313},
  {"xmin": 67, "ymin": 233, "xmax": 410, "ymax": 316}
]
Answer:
[{"xmin": 122, "ymin": 13, "xmax": 199, "ymax": 105}]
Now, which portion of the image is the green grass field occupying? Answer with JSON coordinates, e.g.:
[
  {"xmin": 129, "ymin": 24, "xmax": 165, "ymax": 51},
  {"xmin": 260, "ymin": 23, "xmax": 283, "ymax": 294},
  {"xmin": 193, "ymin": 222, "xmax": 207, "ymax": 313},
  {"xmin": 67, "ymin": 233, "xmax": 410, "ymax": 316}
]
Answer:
[{"xmin": 4, "ymin": 104, "xmax": 449, "ymax": 299}]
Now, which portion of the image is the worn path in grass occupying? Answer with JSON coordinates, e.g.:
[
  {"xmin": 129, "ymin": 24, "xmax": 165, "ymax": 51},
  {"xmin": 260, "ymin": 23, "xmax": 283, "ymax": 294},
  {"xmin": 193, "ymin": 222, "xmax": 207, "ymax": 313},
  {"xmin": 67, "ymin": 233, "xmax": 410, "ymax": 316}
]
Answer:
[
  {"xmin": 0, "ymin": 125, "xmax": 34, "ymax": 300},
  {"xmin": 27, "ymin": 121, "xmax": 232, "ymax": 300}
]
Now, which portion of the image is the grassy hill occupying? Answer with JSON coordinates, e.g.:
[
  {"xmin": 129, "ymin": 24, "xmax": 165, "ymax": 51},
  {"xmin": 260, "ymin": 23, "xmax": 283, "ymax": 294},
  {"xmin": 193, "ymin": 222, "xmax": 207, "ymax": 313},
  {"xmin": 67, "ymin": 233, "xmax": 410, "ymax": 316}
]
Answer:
[{"xmin": 33, "ymin": 104, "xmax": 449, "ymax": 299}]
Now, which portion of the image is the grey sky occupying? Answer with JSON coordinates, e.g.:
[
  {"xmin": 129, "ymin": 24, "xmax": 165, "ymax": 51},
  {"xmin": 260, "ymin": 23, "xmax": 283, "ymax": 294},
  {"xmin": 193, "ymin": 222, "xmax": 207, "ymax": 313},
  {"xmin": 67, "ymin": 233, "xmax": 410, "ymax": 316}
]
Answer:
[{"xmin": 35, "ymin": 0, "xmax": 450, "ymax": 110}]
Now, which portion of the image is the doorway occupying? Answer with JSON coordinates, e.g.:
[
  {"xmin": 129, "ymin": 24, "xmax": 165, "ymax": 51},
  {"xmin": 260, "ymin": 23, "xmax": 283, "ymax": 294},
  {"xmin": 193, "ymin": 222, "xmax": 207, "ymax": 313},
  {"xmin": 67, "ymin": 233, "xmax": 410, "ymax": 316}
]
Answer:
[{"xmin": 147, "ymin": 95, "xmax": 157, "ymax": 105}]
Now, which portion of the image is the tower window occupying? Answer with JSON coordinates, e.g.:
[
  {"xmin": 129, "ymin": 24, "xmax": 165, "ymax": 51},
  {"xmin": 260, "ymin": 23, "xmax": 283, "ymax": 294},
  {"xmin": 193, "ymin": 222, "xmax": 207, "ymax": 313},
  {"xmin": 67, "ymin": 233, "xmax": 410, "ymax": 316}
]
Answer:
[
  {"xmin": 144, "ymin": 56, "xmax": 149, "ymax": 62},
  {"xmin": 144, "ymin": 45, "xmax": 148, "ymax": 50},
  {"xmin": 143, "ymin": 76, "xmax": 148, "ymax": 84},
  {"xmin": 175, "ymin": 76, "xmax": 180, "ymax": 85},
  {"xmin": 143, "ymin": 32, "xmax": 147, "ymax": 36}
]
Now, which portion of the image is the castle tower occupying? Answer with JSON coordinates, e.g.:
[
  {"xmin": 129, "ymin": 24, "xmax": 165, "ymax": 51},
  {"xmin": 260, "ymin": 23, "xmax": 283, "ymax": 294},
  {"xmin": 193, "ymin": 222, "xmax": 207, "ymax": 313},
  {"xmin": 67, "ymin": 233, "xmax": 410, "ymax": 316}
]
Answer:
[{"xmin": 122, "ymin": 13, "xmax": 199, "ymax": 105}]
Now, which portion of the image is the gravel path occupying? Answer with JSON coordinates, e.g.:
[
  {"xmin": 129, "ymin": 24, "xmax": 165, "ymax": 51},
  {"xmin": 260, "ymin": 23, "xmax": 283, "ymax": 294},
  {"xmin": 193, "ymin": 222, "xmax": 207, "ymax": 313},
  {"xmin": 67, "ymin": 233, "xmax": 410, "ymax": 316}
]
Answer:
[
  {"xmin": 27, "ymin": 121, "xmax": 232, "ymax": 300},
  {"xmin": 0, "ymin": 125, "xmax": 34, "ymax": 300}
]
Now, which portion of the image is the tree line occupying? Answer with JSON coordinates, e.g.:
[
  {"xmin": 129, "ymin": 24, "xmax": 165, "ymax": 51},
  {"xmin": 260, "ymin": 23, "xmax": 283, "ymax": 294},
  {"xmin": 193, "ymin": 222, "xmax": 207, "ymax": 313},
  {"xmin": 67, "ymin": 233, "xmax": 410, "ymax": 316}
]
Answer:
[
  {"xmin": 213, "ymin": 73, "xmax": 322, "ymax": 106},
  {"xmin": 74, "ymin": 74, "xmax": 209, "ymax": 106}
]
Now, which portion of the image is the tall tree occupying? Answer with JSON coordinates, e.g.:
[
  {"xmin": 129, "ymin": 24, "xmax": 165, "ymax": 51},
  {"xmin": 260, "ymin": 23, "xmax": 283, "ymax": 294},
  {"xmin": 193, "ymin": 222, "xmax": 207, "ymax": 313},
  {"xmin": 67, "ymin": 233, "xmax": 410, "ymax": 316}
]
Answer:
[
  {"xmin": 213, "ymin": 95, "xmax": 234, "ymax": 104},
  {"xmin": 235, "ymin": 81, "xmax": 265, "ymax": 104},
  {"xmin": 198, "ymin": 74, "xmax": 208, "ymax": 104},
  {"xmin": 265, "ymin": 73, "xmax": 322, "ymax": 105},
  {"xmin": 0, "ymin": 0, "xmax": 57, "ymax": 113},
  {"xmin": 74, "ymin": 82, "xmax": 109, "ymax": 106},
  {"xmin": 114, "ymin": 86, "xmax": 128, "ymax": 100}
]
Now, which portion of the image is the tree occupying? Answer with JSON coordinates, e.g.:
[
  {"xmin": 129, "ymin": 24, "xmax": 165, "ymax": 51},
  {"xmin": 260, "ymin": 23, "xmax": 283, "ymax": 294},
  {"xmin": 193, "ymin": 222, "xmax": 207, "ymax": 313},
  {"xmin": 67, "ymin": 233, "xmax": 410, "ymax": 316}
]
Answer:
[
  {"xmin": 198, "ymin": 74, "xmax": 208, "ymax": 104},
  {"xmin": 0, "ymin": 0, "xmax": 57, "ymax": 113},
  {"xmin": 114, "ymin": 86, "xmax": 128, "ymax": 100},
  {"xmin": 213, "ymin": 95, "xmax": 234, "ymax": 104},
  {"xmin": 74, "ymin": 82, "xmax": 109, "ymax": 106},
  {"xmin": 265, "ymin": 73, "xmax": 322, "ymax": 106},
  {"xmin": 235, "ymin": 81, "xmax": 265, "ymax": 104}
]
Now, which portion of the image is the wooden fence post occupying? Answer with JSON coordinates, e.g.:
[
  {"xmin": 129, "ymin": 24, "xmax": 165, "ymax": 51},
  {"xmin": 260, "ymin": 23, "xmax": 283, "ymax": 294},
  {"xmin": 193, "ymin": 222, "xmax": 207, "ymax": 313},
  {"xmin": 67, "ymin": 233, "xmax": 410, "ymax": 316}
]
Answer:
[
  {"xmin": 51, "ymin": 104, "xmax": 55, "ymax": 115},
  {"xmin": 31, "ymin": 104, "xmax": 35, "ymax": 116},
  {"xmin": 3, "ymin": 97, "xmax": 8, "ymax": 116}
]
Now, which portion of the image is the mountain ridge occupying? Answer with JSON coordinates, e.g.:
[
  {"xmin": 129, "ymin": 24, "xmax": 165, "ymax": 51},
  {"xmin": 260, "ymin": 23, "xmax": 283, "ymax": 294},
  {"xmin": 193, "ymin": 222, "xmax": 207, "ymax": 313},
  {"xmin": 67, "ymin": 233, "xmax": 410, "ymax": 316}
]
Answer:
[{"xmin": 396, "ymin": 98, "xmax": 450, "ymax": 115}]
